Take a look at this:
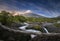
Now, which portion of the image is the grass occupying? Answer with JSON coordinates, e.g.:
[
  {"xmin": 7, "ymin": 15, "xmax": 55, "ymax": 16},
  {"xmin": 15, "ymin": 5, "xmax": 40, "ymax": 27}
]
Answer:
[{"xmin": 54, "ymin": 23, "xmax": 60, "ymax": 27}]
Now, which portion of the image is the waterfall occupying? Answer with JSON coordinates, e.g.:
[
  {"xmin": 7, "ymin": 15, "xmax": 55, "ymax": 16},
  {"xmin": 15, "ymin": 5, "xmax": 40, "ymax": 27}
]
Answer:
[
  {"xmin": 19, "ymin": 26, "xmax": 28, "ymax": 30},
  {"xmin": 43, "ymin": 27, "xmax": 49, "ymax": 33},
  {"xmin": 19, "ymin": 23, "xmax": 29, "ymax": 30},
  {"xmin": 41, "ymin": 22, "xmax": 49, "ymax": 33}
]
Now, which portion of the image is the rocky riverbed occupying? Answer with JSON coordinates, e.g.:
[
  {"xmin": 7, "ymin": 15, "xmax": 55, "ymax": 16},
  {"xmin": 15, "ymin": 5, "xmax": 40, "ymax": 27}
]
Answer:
[{"xmin": 0, "ymin": 23, "xmax": 60, "ymax": 41}]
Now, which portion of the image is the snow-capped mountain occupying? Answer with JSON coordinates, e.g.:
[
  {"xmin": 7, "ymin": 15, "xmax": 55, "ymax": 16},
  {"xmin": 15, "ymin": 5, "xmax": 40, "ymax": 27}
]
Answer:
[{"xmin": 12, "ymin": 10, "xmax": 45, "ymax": 18}]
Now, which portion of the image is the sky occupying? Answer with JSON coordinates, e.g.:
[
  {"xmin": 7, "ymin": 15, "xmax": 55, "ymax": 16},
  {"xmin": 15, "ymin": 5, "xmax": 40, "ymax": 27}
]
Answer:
[{"xmin": 0, "ymin": 0, "xmax": 60, "ymax": 17}]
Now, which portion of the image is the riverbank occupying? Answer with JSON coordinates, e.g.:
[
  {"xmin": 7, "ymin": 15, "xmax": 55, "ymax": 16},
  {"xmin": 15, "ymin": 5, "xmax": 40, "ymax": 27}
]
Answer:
[{"xmin": 0, "ymin": 23, "xmax": 60, "ymax": 41}]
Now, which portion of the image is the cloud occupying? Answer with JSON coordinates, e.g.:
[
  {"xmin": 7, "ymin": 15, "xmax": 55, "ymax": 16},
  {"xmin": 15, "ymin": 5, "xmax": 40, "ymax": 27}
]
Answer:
[{"xmin": 0, "ymin": 0, "xmax": 60, "ymax": 17}]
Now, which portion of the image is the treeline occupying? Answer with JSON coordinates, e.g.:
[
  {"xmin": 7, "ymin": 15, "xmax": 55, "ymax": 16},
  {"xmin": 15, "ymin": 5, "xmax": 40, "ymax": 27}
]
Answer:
[
  {"xmin": 0, "ymin": 11, "xmax": 27, "ymax": 25},
  {"xmin": 0, "ymin": 11, "xmax": 60, "ymax": 25}
]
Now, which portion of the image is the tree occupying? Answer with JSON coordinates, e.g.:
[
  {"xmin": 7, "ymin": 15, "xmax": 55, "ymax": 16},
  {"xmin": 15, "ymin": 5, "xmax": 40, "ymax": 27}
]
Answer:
[
  {"xmin": 19, "ymin": 16, "xmax": 27, "ymax": 22},
  {"xmin": 0, "ymin": 11, "xmax": 10, "ymax": 25}
]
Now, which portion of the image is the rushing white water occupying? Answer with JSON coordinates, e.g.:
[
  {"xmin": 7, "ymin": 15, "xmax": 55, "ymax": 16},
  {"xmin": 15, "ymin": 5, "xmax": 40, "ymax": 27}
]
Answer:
[
  {"xmin": 25, "ymin": 29, "xmax": 41, "ymax": 33},
  {"xmin": 19, "ymin": 23, "xmax": 29, "ymax": 30},
  {"xmin": 31, "ymin": 34, "xmax": 37, "ymax": 38},
  {"xmin": 19, "ymin": 26, "xmax": 27, "ymax": 30},
  {"xmin": 25, "ymin": 29, "xmax": 41, "ymax": 38},
  {"xmin": 19, "ymin": 23, "xmax": 41, "ymax": 38},
  {"xmin": 19, "ymin": 22, "xmax": 50, "ymax": 38},
  {"xmin": 42, "ymin": 22, "xmax": 49, "ymax": 33},
  {"xmin": 43, "ymin": 27, "xmax": 49, "ymax": 33}
]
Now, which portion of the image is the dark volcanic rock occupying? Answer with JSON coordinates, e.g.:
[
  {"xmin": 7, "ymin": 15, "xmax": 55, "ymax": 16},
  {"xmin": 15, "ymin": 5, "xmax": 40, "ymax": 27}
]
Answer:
[
  {"xmin": 30, "ymin": 35, "xmax": 60, "ymax": 41},
  {"xmin": 45, "ymin": 25, "xmax": 60, "ymax": 33},
  {"xmin": 0, "ymin": 26, "xmax": 31, "ymax": 41},
  {"xmin": 0, "ymin": 24, "xmax": 60, "ymax": 41}
]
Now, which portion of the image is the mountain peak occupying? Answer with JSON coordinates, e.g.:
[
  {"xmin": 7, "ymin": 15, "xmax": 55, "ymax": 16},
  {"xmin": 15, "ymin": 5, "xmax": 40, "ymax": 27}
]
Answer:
[
  {"xmin": 12, "ymin": 10, "xmax": 32, "ymax": 16},
  {"xmin": 24, "ymin": 10, "xmax": 32, "ymax": 14}
]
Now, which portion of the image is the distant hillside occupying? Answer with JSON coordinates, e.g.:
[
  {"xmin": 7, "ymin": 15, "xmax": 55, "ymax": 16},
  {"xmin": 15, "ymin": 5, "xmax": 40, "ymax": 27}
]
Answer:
[
  {"xmin": 22, "ymin": 13, "xmax": 46, "ymax": 18},
  {"xmin": 11, "ymin": 10, "xmax": 46, "ymax": 18},
  {"xmin": 53, "ymin": 16, "xmax": 60, "ymax": 18},
  {"xmin": 56, "ymin": 16, "xmax": 60, "ymax": 18}
]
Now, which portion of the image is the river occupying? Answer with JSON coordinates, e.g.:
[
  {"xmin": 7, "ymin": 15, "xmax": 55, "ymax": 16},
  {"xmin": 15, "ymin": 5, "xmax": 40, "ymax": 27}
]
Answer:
[{"xmin": 19, "ymin": 22, "xmax": 49, "ymax": 38}]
